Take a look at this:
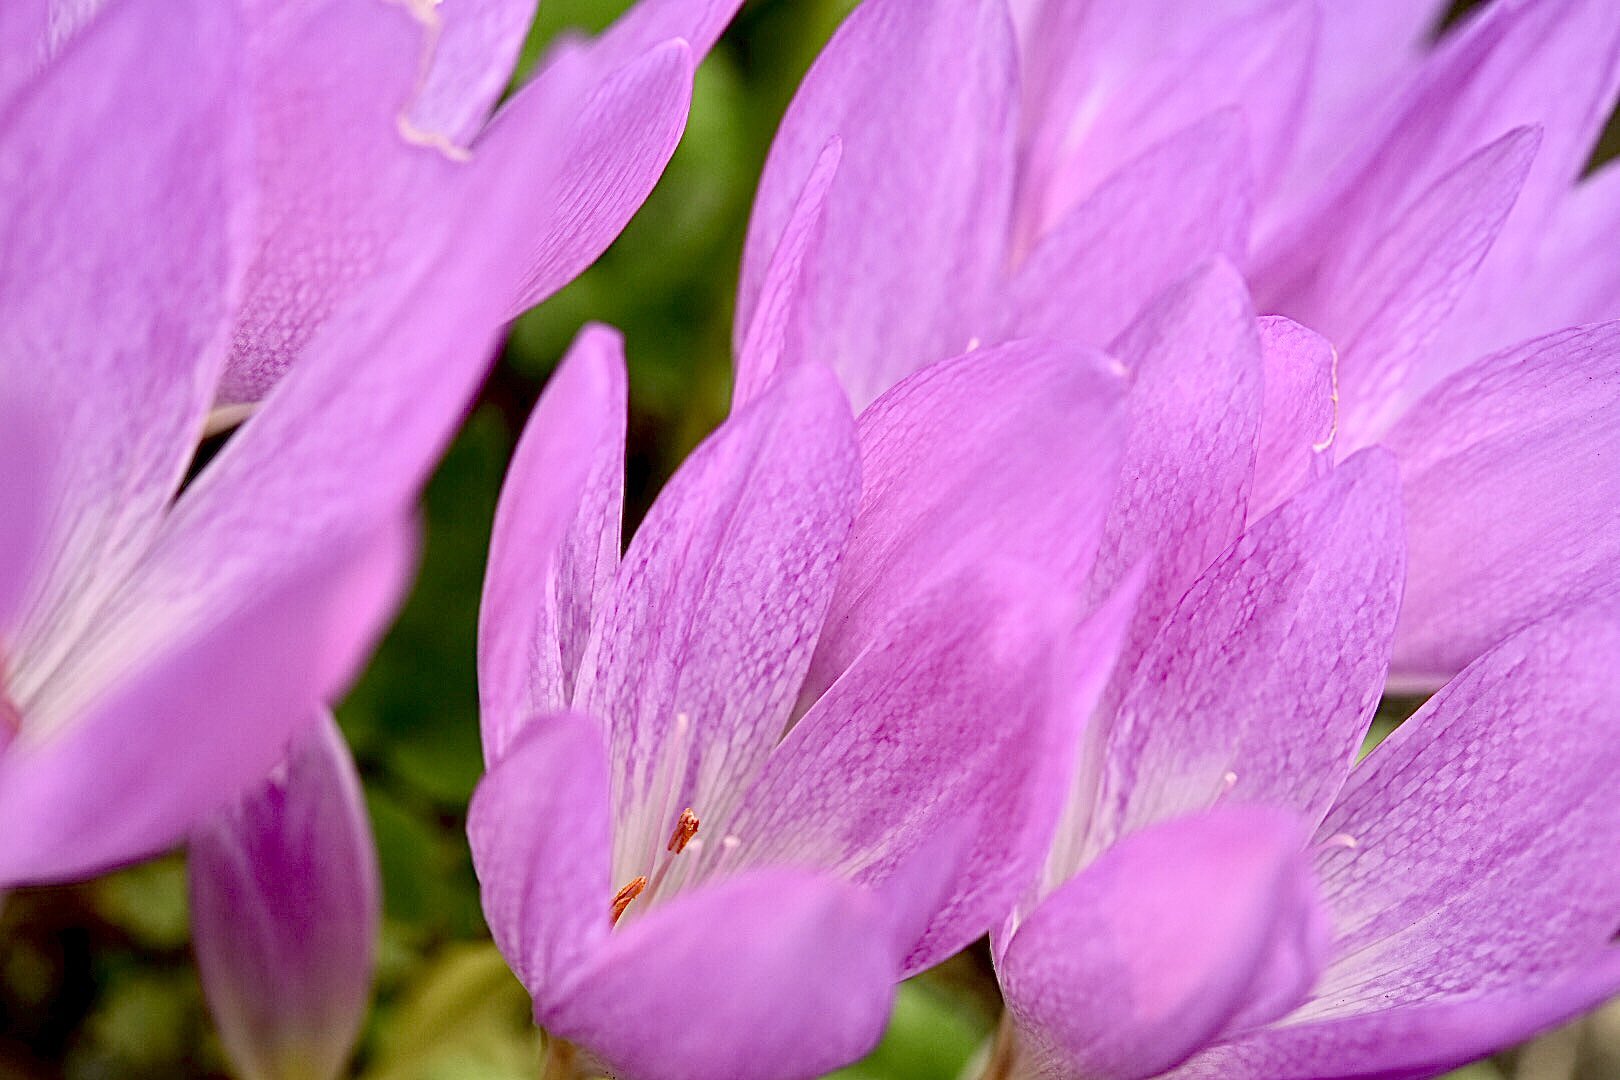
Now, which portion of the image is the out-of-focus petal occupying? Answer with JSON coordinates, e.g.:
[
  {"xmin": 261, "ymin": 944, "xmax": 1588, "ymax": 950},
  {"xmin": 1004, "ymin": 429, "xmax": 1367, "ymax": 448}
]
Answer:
[
  {"xmin": 225, "ymin": 0, "xmax": 455, "ymax": 402},
  {"xmin": 0, "ymin": 0, "xmax": 250, "ymax": 687},
  {"xmin": 485, "ymin": 38, "xmax": 696, "ymax": 315},
  {"xmin": 1385, "ymin": 321, "xmax": 1620, "ymax": 686},
  {"xmin": 1193, "ymin": 602, "xmax": 1620, "ymax": 1078},
  {"xmin": 0, "ymin": 522, "xmax": 410, "ymax": 886},
  {"xmin": 999, "ymin": 114, "xmax": 1254, "ymax": 348},
  {"xmin": 727, "ymin": 562, "xmax": 1132, "ymax": 975},
  {"xmin": 1284, "ymin": 126, "xmax": 1539, "ymax": 448},
  {"xmin": 732, "ymin": 138, "xmax": 841, "ymax": 409},
  {"xmin": 544, "ymin": 868, "xmax": 897, "ymax": 1080},
  {"xmin": 1087, "ymin": 261, "xmax": 1263, "ymax": 693},
  {"xmin": 480, "ymin": 326, "xmax": 626, "ymax": 762},
  {"xmin": 1001, "ymin": 807, "xmax": 1327, "ymax": 1080},
  {"xmin": 190, "ymin": 713, "xmax": 378, "ymax": 1080},
  {"xmin": 1250, "ymin": 317, "xmax": 1336, "ymax": 520},
  {"xmin": 1035, "ymin": 0, "xmax": 1316, "ymax": 229},
  {"xmin": 736, "ymin": 0, "xmax": 1017, "ymax": 409},
  {"xmin": 467, "ymin": 711, "xmax": 612, "ymax": 997},
  {"xmin": 802, "ymin": 340, "xmax": 1127, "ymax": 702},
  {"xmin": 572, "ymin": 364, "xmax": 859, "ymax": 884},
  {"xmin": 1085, "ymin": 452, "xmax": 1404, "ymax": 860},
  {"xmin": 407, "ymin": 0, "xmax": 539, "ymax": 145}
]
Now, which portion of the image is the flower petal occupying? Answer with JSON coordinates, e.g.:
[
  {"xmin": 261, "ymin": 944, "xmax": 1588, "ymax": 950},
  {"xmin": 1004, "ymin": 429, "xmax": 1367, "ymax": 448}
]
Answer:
[
  {"xmin": 1088, "ymin": 261, "xmax": 1263, "ymax": 696},
  {"xmin": 467, "ymin": 711, "xmax": 612, "ymax": 997},
  {"xmin": 802, "ymin": 339, "xmax": 1128, "ymax": 703},
  {"xmin": 189, "ymin": 712, "xmax": 379, "ymax": 1080},
  {"xmin": 0, "ymin": 522, "xmax": 410, "ymax": 886},
  {"xmin": 488, "ymin": 38, "xmax": 696, "ymax": 315},
  {"xmin": 0, "ymin": 399, "xmax": 50, "ymax": 639},
  {"xmin": 224, "ymin": 0, "xmax": 454, "ymax": 402},
  {"xmin": 572, "ymin": 364, "xmax": 859, "ymax": 884},
  {"xmin": 584, "ymin": 0, "xmax": 742, "ymax": 72},
  {"xmin": 544, "ymin": 868, "xmax": 897, "ymax": 1080},
  {"xmin": 737, "ymin": 0, "xmax": 1016, "ymax": 408},
  {"xmin": 1384, "ymin": 322, "xmax": 1620, "ymax": 685},
  {"xmin": 727, "ymin": 560, "xmax": 1132, "ymax": 976},
  {"xmin": 1085, "ymin": 451, "xmax": 1404, "ymax": 861},
  {"xmin": 480, "ymin": 325, "xmax": 626, "ymax": 763},
  {"xmin": 0, "ymin": 0, "xmax": 250, "ymax": 689},
  {"xmin": 731, "ymin": 137, "xmax": 841, "ymax": 409},
  {"xmin": 407, "ymin": 0, "xmax": 538, "ymax": 145},
  {"xmin": 1250, "ymin": 316, "xmax": 1336, "ymax": 520},
  {"xmin": 1195, "ymin": 601, "xmax": 1620, "ymax": 1077},
  {"xmin": 998, "ymin": 113, "xmax": 1254, "ymax": 349},
  {"xmin": 1001, "ymin": 806, "xmax": 1327, "ymax": 1080}
]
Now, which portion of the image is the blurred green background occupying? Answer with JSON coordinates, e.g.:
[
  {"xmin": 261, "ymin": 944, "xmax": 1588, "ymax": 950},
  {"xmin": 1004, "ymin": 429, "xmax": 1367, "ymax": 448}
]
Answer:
[{"xmin": 3, "ymin": 1, "xmax": 1618, "ymax": 1077}]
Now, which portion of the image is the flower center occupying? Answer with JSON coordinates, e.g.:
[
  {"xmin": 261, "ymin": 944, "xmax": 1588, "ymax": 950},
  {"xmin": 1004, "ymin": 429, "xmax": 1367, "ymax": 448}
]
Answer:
[{"xmin": 610, "ymin": 806, "xmax": 701, "ymax": 925}]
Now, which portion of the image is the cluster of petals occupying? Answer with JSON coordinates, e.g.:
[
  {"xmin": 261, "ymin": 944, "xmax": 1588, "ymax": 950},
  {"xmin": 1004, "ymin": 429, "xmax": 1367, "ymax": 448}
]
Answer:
[
  {"xmin": 472, "ymin": 0, "xmax": 1620, "ymax": 1078},
  {"xmin": 1, "ymin": 0, "xmax": 730, "ymax": 1074}
]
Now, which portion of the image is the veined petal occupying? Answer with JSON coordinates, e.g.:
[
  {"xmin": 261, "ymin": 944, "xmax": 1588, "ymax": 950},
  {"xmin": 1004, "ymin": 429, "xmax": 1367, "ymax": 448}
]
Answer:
[
  {"xmin": 573, "ymin": 364, "xmax": 859, "ymax": 890},
  {"xmin": 802, "ymin": 339, "xmax": 1127, "ymax": 702},
  {"xmin": 586, "ymin": 0, "xmax": 743, "ymax": 71},
  {"xmin": 544, "ymin": 868, "xmax": 897, "ymax": 1080},
  {"xmin": 224, "ymin": 0, "xmax": 458, "ymax": 402},
  {"xmin": 736, "ymin": 0, "xmax": 1017, "ymax": 409},
  {"xmin": 999, "ymin": 113, "xmax": 1254, "ymax": 349},
  {"xmin": 0, "ymin": 398, "xmax": 51, "ymax": 639},
  {"xmin": 1085, "ymin": 452, "xmax": 1404, "ymax": 860},
  {"xmin": 190, "ymin": 713, "xmax": 379, "ymax": 1080},
  {"xmin": 727, "ymin": 562, "xmax": 1130, "ymax": 975},
  {"xmin": 1384, "ymin": 322, "xmax": 1620, "ymax": 685},
  {"xmin": 1250, "ymin": 317, "xmax": 1337, "ymax": 520},
  {"xmin": 1288, "ymin": 127, "xmax": 1539, "ymax": 449},
  {"xmin": 407, "ymin": 0, "xmax": 539, "ymax": 146},
  {"xmin": 1194, "ymin": 602, "xmax": 1620, "ymax": 1078},
  {"xmin": 0, "ymin": 522, "xmax": 410, "ymax": 886},
  {"xmin": 484, "ymin": 38, "xmax": 696, "ymax": 315},
  {"xmin": 467, "ymin": 711, "xmax": 612, "ymax": 998},
  {"xmin": 1089, "ymin": 261, "xmax": 1264, "ymax": 695},
  {"xmin": 480, "ymin": 326, "xmax": 626, "ymax": 763},
  {"xmin": 0, "ymin": 0, "xmax": 251, "ymax": 691},
  {"xmin": 732, "ymin": 137, "xmax": 841, "ymax": 409},
  {"xmin": 1001, "ymin": 807, "xmax": 1327, "ymax": 1080}
]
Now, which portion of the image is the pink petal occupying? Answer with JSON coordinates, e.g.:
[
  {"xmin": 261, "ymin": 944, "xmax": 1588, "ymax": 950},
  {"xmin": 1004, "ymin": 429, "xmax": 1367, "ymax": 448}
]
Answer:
[
  {"xmin": 486, "ymin": 38, "xmax": 696, "ymax": 315},
  {"xmin": 407, "ymin": 0, "xmax": 538, "ymax": 146},
  {"xmin": 584, "ymin": 0, "xmax": 743, "ymax": 72},
  {"xmin": 572, "ymin": 364, "xmax": 859, "ymax": 881},
  {"xmin": 1385, "ymin": 321, "xmax": 1620, "ymax": 685},
  {"xmin": 999, "ymin": 114, "xmax": 1255, "ymax": 349},
  {"xmin": 0, "ymin": 523, "xmax": 410, "ymax": 886},
  {"xmin": 1250, "ymin": 316, "xmax": 1336, "ymax": 520},
  {"xmin": 1001, "ymin": 806, "xmax": 1327, "ymax": 1080},
  {"xmin": 467, "ymin": 711, "xmax": 612, "ymax": 997},
  {"xmin": 0, "ymin": 399, "xmax": 50, "ymax": 638},
  {"xmin": 1088, "ymin": 261, "xmax": 1264, "ymax": 695},
  {"xmin": 802, "ymin": 339, "xmax": 1128, "ymax": 704},
  {"xmin": 726, "ymin": 561, "xmax": 1134, "ymax": 976},
  {"xmin": 737, "ymin": 0, "xmax": 1017, "ymax": 409},
  {"xmin": 480, "ymin": 326, "xmax": 626, "ymax": 762},
  {"xmin": 545, "ymin": 868, "xmax": 897, "ymax": 1080},
  {"xmin": 1086, "ymin": 451, "xmax": 1405, "ymax": 860},
  {"xmin": 1197, "ymin": 601, "xmax": 1620, "ymax": 1077},
  {"xmin": 190, "ymin": 713, "xmax": 379, "ymax": 1080},
  {"xmin": 0, "ymin": 0, "xmax": 250, "ymax": 688},
  {"xmin": 731, "ymin": 137, "xmax": 841, "ymax": 409}
]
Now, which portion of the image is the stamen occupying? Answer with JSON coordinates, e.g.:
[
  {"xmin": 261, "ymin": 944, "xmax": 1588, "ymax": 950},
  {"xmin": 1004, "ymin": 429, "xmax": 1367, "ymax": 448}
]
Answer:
[
  {"xmin": 667, "ymin": 808, "xmax": 700, "ymax": 854},
  {"xmin": 610, "ymin": 876, "xmax": 647, "ymax": 925}
]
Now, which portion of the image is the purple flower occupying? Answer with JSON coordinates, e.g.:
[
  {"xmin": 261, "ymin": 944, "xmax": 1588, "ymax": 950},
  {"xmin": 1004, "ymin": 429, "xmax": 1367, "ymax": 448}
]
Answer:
[
  {"xmin": 0, "ymin": 0, "xmax": 715, "ymax": 892},
  {"xmin": 9, "ymin": 0, "xmax": 737, "ymax": 405},
  {"xmin": 739, "ymin": 0, "xmax": 1620, "ymax": 688},
  {"xmin": 470, "ymin": 324, "xmax": 1140, "ymax": 1080}
]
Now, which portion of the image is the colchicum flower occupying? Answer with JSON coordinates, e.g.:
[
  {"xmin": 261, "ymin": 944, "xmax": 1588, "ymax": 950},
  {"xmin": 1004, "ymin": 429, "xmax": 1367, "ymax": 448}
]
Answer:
[
  {"xmin": 1, "ymin": 0, "xmax": 728, "ymax": 1071},
  {"xmin": 739, "ymin": 0, "xmax": 1620, "ymax": 689},
  {"xmin": 471, "ymin": 322, "xmax": 1145, "ymax": 1080}
]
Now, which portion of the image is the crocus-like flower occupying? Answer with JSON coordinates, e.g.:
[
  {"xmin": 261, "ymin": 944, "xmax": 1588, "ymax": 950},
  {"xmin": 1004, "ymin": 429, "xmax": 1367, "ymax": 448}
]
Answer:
[
  {"xmin": 11, "ymin": 0, "xmax": 738, "ymax": 405},
  {"xmin": 469, "ymin": 321, "xmax": 1149, "ymax": 1080},
  {"xmin": 738, "ymin": 0, "xmax": 1620, "ymax": 688},
  {"xmin": 0, "ymin": 0, "xmax": 715, "ymax": 890}
]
